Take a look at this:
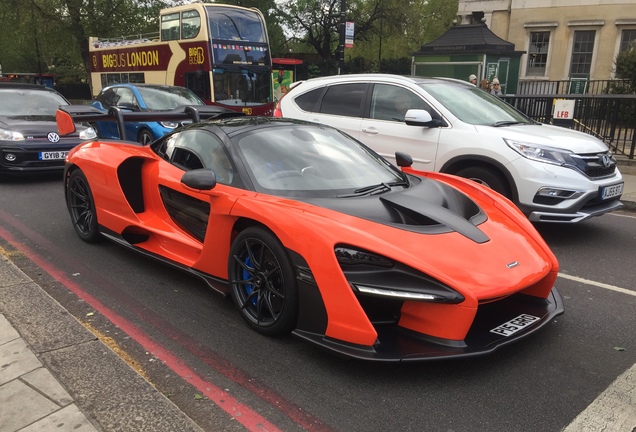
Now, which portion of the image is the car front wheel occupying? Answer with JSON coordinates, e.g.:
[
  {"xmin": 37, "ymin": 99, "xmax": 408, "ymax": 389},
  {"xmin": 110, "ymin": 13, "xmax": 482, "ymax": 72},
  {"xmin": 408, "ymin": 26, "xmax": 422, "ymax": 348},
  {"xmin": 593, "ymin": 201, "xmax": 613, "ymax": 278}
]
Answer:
[
  {"xmin": 228, "ymin": 227, "xmax": 298, "ymax": 336},
  {"xmin": 138, "ymin": 130, "xmax": 154, "ymax": 145},
  {"xmin": 66, "ymin": 169, "xmax": 100, "ymax": 242},
  {"xmin": 455, "ymin": 166, "xmax": 512, "ymax": 199}
]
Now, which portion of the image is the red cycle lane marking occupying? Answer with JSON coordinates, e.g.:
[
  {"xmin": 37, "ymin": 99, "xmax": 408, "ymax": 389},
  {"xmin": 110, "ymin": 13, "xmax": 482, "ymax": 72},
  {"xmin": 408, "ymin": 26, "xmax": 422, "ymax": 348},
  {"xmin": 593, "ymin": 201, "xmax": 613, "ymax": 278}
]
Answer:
[{"xmin": 0, "ymin": 212, "xmax": 334, "ymax": 432}]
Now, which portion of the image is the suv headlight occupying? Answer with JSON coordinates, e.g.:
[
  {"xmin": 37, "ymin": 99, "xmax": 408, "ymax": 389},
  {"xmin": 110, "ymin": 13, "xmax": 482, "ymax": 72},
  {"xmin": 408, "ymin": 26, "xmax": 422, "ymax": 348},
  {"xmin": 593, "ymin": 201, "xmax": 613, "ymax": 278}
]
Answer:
[
  {"xmin": 504, "ymin": 139, "xmax": 577, "ymax": 167},
  {"xmin": 0, "ymin": 128, "xmax": 25, "ymax": 141}
]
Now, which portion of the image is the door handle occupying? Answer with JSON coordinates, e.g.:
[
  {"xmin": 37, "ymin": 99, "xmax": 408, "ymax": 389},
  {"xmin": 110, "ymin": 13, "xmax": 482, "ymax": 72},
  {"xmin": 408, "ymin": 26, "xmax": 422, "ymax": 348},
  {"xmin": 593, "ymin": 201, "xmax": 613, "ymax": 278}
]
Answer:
[{"xmin": 361, "ymin": 128, "xmax": 378, "ymax": 135}]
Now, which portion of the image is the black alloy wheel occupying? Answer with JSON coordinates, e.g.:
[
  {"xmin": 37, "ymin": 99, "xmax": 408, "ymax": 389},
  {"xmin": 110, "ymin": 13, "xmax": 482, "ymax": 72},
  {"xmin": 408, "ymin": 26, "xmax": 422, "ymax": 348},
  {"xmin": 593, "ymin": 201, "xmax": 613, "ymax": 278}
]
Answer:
[
  {"xmin": 66, "ymin": 169, "xmax": 100, "ymax": 242},
  {"xmin": 228, "ymin": 227, "xmax": 298, "ymax": 336}
]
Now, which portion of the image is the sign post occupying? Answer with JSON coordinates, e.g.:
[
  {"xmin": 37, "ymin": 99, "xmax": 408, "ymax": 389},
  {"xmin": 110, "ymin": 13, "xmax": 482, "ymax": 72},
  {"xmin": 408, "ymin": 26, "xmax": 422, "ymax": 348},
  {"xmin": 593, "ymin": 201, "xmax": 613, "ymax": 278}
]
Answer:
[{"xmin": 552, "ymin": 99, "xmax": 575, "ymax": 128}]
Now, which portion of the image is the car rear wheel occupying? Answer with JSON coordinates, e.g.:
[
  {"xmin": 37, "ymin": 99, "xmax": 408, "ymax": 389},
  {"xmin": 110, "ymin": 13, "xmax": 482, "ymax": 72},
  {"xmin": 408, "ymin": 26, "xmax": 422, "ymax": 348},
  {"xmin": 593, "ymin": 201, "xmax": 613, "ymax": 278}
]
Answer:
[
  {"xmin": 228, "ymin": 227, "xmax": 298, "ymax": 336},
  {"xmin": 138, "ymin": 130, "xmax": 154, "ymax": 145},
  {"xmin": 66, "ymin": 169, "xmax": 100, "ymax": 242},
  {"xmin": 455, "ymin": 166, "xmax": 512, "ymax": 199}
]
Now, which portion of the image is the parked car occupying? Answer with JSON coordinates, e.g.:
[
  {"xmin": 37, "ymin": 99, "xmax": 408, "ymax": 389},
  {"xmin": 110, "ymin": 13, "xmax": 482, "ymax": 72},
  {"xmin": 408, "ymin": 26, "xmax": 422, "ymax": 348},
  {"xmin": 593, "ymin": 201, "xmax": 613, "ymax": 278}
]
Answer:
[
  {"xmin": 274, "ymin": 74, "xmax": 624, "ymax": 223},
  {"xmin": 54, "ymin": 104, "xmax": 563, "ymax": 361},
  {"xmin": 0, "ymin": 83, "xmax": 96, "ymax": 176},
  {"xmin": 91, "ymin": 83, "xmax": 205, "ymax": 144}
]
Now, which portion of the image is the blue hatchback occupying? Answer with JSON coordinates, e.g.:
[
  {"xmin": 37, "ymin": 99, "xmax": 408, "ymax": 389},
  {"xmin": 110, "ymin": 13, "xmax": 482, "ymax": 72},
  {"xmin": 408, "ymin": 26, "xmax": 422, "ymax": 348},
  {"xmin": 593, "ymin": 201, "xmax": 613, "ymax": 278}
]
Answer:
[{"xmin": 91, "ymin": 84, "xmax": 205, "ymax": 144}]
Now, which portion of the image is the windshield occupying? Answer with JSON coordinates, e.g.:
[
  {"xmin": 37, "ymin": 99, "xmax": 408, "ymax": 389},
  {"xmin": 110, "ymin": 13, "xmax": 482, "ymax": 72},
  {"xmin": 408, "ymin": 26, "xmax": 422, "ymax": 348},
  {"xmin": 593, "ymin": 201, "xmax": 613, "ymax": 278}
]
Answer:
[
  {"xmin": 0, "ymin": 89, "xmax": 68, "ymax": 117},
  {"xmin": 235, "ymin": 124, "xmax": 404, "ymax": 196},
  {"xmin": 207, "ymin": 6, "xmax": 266, "ymax": 43},
  {"xmin": 137, "ymin": 87, "xmax": 203, "ymax": 110},
  {"xmin": 213, "ymin": 69, "xmax": 271, "ymax": 106},
  {"xmin": 420, "ymin": 81, "xmax": 532, "ymax": 126}
]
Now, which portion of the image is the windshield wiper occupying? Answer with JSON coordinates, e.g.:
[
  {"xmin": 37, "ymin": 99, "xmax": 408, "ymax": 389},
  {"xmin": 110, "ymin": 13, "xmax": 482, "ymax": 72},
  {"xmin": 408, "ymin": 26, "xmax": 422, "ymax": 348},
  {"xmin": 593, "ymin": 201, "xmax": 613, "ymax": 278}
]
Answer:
[
  {"xmin": 492, "ymin": 120, "xmax": 525, "ymax": 127},
  {"xmin": 337, "ymin": 180, "xmax": 407, "ymax": 198}
]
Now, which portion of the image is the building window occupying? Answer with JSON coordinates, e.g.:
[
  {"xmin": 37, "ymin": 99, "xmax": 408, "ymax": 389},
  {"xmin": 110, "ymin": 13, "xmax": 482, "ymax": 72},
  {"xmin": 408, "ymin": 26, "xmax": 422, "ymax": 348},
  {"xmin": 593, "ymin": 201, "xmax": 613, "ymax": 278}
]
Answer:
[
  {"xmin": 620, "ymin": 29, "xmax": 636, "ymax": 52},
  {"xmin": 527, "ymin": 31, "xmax": 550, "ymax": 76},
  {"xmin": 570, "ymin": 30, "xmax": 595, "ymax": 78}
]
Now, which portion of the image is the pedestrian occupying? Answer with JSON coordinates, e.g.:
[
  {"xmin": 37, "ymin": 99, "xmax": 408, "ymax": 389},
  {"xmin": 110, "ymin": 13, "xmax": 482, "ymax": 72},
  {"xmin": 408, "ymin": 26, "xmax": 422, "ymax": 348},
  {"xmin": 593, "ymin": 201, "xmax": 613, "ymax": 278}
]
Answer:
[
  {"xmin": 469, "ymin": 74, "xmax": 477, "ymax": 86},
  {"xmin": 490, "ymin": 78, "xmax": 503, "ymax": 96},
  {"xmin": 479, "ymin": 79, "xmax": 490, "ymax": 91}
]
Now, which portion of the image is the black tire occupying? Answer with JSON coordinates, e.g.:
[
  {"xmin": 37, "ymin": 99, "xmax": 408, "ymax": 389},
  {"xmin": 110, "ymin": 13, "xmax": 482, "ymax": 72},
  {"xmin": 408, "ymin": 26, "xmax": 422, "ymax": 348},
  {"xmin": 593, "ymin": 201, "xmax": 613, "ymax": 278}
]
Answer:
[
  {"xmin": 455, "ymin": 166, "xmax": 512, "ymax": 199},
  {"xmin": 138, "ymin": 129, "xmax": 154, "ymax": 145},
  {"xmin": 66, "ymin": 169, "xmax": 100, "ymax": 242},
  {"xmin": 228, "ymin": 227, "xmax": 298, "ymax": 336}
]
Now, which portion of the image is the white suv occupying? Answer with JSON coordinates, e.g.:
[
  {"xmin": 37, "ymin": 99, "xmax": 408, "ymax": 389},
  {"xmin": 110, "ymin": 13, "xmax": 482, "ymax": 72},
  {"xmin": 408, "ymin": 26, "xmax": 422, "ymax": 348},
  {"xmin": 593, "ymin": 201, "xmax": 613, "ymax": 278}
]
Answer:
[{"xmin": 274, "ymin": 74, "xmax": 624, "ymax": 223}]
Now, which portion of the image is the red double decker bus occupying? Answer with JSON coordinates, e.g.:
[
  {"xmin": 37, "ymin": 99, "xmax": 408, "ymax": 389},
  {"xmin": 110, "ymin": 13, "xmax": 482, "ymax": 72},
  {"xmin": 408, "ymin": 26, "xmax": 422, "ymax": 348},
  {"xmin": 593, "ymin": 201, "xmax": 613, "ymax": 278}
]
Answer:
[{"xmin": 89, "ymin": 3, "xmax": 273, "ymax": 115}]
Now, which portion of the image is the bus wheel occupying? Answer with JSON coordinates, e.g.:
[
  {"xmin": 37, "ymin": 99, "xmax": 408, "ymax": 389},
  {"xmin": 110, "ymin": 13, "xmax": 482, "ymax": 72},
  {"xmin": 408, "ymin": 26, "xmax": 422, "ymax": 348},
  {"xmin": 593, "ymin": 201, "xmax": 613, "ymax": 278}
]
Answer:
[{"xmin": 138, "ymin": 130, "xmax": 154, "ymax": 145}]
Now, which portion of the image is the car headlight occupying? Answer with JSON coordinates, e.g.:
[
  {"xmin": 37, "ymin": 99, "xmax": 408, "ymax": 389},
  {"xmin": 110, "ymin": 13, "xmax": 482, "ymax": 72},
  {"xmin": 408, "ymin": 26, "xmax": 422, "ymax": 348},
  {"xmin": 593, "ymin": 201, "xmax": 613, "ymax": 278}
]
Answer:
[
  {"xmin": 159, "ymin": 121, "xmax": 180, "ymax": 129},
  {"xmin": 79, "ymin": 127, "xmax": 97, "ymax": 140},
  {"xmin": 504, "ymin": 139, "xmax": 577, "ymax": 167},
  {"xmin": 335, "ymin": 246, "xmax": 464, "ymax": 303},
  {"xmin": 0, "ymin": 128, "xmax": 25, "ymax": 141}
]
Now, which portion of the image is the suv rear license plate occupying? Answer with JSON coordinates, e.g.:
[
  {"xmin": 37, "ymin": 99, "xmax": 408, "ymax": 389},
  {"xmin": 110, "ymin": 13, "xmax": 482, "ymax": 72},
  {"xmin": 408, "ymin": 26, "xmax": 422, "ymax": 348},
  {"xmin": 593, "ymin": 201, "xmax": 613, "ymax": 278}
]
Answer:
[
  {"xmin": 39, "ymin": 151, "xmax": 68, "ymax": 160},
  {"xmin": 490, "ymin": 314, "xmax": 539, "ymax": 337}
]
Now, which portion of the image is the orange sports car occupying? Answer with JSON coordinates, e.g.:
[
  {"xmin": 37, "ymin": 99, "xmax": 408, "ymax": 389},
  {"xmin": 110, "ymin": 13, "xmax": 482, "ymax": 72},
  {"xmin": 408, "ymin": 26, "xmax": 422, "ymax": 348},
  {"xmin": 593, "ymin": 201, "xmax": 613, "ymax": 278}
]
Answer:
[{"xmin": 56, "ymin": 105, "xmax": 563, "ymax": 361}]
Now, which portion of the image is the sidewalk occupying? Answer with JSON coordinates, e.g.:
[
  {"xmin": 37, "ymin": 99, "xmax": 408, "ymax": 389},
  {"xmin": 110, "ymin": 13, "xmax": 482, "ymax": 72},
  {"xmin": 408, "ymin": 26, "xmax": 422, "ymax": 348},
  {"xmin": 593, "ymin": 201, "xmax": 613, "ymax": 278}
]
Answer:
[
  {"xmin": 0, "ymin": 256, "xmax": 204, "ymax": 432},
  {"xmin": 1, "ymin": 167, "xmax": 635, "ymax": 432}
]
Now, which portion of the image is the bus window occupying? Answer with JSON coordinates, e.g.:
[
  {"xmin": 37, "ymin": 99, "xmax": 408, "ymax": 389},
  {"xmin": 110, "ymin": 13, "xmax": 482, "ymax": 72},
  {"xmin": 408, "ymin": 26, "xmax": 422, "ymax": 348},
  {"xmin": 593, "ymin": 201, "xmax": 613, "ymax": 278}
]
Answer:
[
  {"xmin": 185, "ymin": 71, "xmax": 210, "ymax": 101},
  {"xmin": 161, "ymin": 13, "xmax": 180, "ymax": 41},
  {"xmin": 181, "ymin": 10, "xmax": 201, "ymax": 40},
  {"xmin": 208, "ymin": 7, "xmax": 266, "ymax": 43}
]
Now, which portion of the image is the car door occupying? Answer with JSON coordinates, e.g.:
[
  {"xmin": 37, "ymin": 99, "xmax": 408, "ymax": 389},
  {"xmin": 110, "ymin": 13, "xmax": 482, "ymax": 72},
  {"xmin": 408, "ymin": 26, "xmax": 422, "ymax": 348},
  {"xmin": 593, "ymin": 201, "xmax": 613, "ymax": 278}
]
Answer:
[
  {"xmin": 148, "ymin": 129, "xmax": 241, "ymax": 277},
  {"xmin": 358, "ymin": 83, "xmax": 442, "ymax": 170},
  {"xmin": 299, "ymin": 83, "xmax": 366, "ymax": 140}
]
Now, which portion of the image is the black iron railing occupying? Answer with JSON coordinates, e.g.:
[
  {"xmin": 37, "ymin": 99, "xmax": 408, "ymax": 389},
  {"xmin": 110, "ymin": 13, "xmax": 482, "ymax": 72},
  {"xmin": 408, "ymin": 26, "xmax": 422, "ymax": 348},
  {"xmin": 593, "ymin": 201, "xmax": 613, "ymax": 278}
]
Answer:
[
  {"xmin": 517, "ymin": 79, "xmax": 629, "ymax": 95},
  {"xmin": 501, "ymin": 94, "xmax": 636, "ymax": 159}
]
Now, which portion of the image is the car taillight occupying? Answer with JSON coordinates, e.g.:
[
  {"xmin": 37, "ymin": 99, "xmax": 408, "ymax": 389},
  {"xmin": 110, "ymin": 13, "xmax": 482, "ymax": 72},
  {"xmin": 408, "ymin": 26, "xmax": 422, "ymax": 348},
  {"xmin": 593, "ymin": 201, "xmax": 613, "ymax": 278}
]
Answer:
[
  {"xmin": 273, "ymin": 100, "xmax": 283, "ymax": 117},
  {"xmin": 272, "ymin": 82, "xmax": 300, "ymax": 118}
]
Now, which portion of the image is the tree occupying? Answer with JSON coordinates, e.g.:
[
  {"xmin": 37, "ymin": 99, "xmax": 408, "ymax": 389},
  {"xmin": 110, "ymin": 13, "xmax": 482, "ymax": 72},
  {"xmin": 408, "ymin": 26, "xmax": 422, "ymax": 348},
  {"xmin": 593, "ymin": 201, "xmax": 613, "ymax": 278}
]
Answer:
[
  {"xmin": 0, "ymin": 0, "xmax": 168, "ymax": 83},
  {"xmin": 614, "ymin": 45, "xmax": 636, "ymax": 91},
  {"xmin": 274, "ymin": 0, "xmax": 457, "ymax": 73},
  {"xmin": 276, "ymin": 0, "xmax": 389, "ymax": 72}
]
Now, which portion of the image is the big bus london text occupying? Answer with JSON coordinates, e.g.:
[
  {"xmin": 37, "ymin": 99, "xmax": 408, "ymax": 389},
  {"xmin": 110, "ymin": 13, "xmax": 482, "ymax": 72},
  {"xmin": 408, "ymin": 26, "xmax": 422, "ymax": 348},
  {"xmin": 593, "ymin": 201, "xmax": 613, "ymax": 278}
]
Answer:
[{"xmin": 89, "ymin": 3, "xmax": 274, "ymax": 116}]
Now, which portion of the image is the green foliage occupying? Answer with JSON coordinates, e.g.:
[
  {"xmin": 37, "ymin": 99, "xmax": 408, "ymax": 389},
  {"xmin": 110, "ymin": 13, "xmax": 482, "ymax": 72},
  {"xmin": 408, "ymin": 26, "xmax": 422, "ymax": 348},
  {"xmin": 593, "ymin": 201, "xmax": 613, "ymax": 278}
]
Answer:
[
  {"xmin": 614, "ymin": 48, "xmax": 636, "ymax": 91},
  {"xmin": 0, "ymin": 0, "xmax": 459, "ymax": 86}
]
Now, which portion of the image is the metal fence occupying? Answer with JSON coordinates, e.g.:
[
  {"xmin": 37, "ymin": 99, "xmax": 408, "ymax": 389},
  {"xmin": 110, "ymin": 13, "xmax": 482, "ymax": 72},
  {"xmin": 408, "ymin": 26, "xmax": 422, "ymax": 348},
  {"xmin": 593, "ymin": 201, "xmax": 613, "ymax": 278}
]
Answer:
[
  {"xmin": 501, "ymin": 94, "xmax": 636, "ymax": 159},
  {"xmin": 516, "ymin": 79, "xmax": 629, "ymax": 95}
]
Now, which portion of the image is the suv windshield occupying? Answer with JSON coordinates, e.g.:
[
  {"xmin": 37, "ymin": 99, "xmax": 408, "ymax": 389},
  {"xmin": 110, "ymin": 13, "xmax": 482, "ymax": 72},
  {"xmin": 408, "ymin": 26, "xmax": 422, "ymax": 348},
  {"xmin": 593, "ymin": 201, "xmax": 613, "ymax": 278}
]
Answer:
[
  {"xmin": 421, "ymin": 82, "xmax": 533, "ymax": 126},
  {"xmin": 0, "ymin": 89, "xmax": 68, "ymax": 117}
]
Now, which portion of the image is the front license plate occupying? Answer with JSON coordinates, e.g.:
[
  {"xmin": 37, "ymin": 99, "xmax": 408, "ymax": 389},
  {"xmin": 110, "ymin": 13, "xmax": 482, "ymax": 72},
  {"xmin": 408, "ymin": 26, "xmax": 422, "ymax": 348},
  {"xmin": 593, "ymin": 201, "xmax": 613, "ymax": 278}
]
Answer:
[
  {"xmin": 490, "ymin": 314, "xmax": 539, "ymax": 337},
  {"xmin": 39, "ymin": 151, "xmax": 68, "ymax": 160},
  {"xmin": 601, "ymin": 183, "xmax": 623, "ymax": 200}
]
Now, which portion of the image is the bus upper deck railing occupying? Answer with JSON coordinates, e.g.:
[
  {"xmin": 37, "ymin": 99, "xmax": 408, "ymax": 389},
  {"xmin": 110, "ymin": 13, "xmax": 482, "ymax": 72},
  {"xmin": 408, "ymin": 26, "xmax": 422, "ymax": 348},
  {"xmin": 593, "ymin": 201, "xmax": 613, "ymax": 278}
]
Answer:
[
  {"xmin": 90, "ymin": 33, "xmax": 160, "ymax": 48},
  {"xmin": 501, "ymin": 94, "xmax": 636, "ymax": 159}
]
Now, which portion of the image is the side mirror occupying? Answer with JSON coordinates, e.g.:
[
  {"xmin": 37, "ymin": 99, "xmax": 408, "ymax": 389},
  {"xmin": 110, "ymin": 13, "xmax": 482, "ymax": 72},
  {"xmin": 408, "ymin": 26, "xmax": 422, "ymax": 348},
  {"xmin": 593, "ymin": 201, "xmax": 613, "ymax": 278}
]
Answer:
[
  {"xmin": 181, "ymin": 169, "xmax": 217, "ymax": 190},
  {"xmin": 404, "ymin": 109, "xmax": 444, "ymax": 128},
  {"xmin": 395, "ymin": 152, "xmax": 413, "ymax": 168}
]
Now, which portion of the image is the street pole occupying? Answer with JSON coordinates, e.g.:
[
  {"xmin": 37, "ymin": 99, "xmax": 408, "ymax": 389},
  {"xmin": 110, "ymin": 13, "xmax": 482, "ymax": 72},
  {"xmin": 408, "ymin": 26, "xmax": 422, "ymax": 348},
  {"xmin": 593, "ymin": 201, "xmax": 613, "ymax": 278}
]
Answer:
[{"xmin": 338, "ymin": 0, "xmax": 346, "ymax": 74}]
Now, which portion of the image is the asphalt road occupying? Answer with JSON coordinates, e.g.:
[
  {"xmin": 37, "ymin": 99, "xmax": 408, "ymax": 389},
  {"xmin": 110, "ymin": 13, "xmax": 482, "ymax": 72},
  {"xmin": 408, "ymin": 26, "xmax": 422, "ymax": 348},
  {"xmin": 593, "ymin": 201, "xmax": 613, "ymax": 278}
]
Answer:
[{"xmin": 1, "ymin": 173, "xmax": 635, "ymax": 432}]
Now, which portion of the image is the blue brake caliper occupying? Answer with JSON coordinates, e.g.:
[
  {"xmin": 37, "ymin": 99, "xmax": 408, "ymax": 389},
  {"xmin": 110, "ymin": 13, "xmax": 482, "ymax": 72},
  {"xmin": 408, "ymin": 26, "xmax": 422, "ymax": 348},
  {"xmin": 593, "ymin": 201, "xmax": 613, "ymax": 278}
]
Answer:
[{"xmin": 243, "ymin": 256, "xmax": 257, "ymax": 306}]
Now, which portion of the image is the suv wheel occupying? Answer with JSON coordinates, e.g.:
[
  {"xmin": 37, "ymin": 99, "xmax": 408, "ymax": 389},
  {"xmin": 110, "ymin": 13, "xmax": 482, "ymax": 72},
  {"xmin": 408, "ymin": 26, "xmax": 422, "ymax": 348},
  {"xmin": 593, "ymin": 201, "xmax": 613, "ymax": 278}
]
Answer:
[{"xmin": 455, "ymin": 166, "xmax": 512, "ymax": 199}]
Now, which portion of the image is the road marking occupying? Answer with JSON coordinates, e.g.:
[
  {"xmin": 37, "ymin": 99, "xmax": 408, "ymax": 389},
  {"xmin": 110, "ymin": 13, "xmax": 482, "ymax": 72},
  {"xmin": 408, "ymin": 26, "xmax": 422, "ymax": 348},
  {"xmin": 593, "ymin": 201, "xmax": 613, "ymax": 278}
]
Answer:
[
  {"xmin": 558, "ymin": 273, "xmax": 636, "ymax": 297},
  {"xmin": 562, "ymin": 362, "xmax": 636, "ymax": 432},
  {"xmin": 610, "ymin": 212, "xmax": 636, "ymax": 219}
]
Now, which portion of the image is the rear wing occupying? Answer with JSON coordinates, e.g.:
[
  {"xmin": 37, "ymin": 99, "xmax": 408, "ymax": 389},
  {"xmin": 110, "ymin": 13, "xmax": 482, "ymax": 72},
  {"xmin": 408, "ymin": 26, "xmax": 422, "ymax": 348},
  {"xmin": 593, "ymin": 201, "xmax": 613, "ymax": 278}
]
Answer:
[{"xmin": 56, "ymin": 105, "xmax": 245, "ymax": 140}]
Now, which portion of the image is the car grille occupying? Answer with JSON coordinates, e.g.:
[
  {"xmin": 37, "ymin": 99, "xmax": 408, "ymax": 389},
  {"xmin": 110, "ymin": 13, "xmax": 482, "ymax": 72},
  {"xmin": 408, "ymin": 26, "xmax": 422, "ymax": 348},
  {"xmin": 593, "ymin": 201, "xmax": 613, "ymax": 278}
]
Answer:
[{"xmin": 571, "ymin": 152, "xmax": 617, "ymax": 179}]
